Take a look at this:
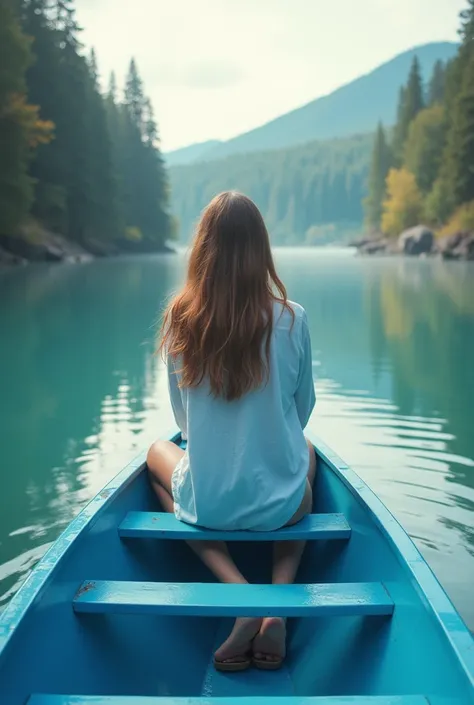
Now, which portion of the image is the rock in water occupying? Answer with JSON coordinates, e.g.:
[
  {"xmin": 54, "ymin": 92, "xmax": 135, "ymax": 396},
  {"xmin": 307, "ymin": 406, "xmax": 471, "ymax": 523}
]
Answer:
[{"xmin": 398, "ymin": 225, "xmax": 434, "ymax": 255}]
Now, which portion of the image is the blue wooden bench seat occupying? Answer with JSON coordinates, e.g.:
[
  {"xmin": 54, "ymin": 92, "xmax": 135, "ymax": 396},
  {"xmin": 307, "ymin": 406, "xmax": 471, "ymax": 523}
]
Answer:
[
  {"xmin": 118, "ymin": 512, "xmax": 351, "ymax": 541},
  {"xmin": 73, "ymin": 580, "xmax": 393, "ymax": 617},
  {"xmin": 28, "ymin": 695, "xmax": 428, "ymax": 704}
]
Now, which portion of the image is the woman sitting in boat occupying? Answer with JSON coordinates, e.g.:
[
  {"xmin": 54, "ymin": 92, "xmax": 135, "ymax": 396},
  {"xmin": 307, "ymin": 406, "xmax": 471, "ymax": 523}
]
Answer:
[{"xmin": 147, "ymin": 191, "xmax": 316, "ymax": 672}]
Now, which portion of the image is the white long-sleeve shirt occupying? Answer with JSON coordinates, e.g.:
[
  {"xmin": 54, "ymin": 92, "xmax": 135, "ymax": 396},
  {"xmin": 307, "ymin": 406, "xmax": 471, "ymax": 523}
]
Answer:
[{"xmin": 168, "ymin": 300, "xmax": 316, "ymax": 531}]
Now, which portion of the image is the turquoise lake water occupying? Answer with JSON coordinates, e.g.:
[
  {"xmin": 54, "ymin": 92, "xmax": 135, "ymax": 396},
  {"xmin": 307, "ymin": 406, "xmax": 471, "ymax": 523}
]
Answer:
[{"xmin": 0, "ymin": 248, "xmax": 473, "ymax": 628}]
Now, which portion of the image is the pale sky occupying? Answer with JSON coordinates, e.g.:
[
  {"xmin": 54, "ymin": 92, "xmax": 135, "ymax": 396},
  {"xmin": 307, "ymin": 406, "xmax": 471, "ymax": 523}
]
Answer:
[{"xmin": 77, "ymin": 0, "xmax": 464, "ymax": 152}]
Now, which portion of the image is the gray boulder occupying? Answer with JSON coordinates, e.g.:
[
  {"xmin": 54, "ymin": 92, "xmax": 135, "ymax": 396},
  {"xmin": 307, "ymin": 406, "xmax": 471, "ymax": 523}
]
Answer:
[{"xmin": 398, "ymin": 225, "xmax": 434, "ymax": 255}]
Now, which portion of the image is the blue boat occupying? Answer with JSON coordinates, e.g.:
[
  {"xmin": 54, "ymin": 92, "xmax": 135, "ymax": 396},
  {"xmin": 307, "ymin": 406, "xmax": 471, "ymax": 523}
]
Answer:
[{"xmin": 1, "ymin": 434, "xmax": 473, "ymax": 705}]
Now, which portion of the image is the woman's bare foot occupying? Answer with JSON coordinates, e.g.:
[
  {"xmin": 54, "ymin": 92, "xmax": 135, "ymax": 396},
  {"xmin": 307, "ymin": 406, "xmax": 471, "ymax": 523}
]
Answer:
[
  {"xmin": 252, "ymin": 617, "xmax": 286, "ymax": 663},
  {"xmin": 214, "ymin": 617, "xmax": 263, "ymax": 664}
]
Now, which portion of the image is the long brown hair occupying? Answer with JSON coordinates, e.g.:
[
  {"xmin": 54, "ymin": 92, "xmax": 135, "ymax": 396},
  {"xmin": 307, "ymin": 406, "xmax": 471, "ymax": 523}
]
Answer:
[{"xmin": 160, "ymin": 191, "xmax": 292, "ymax": 401}]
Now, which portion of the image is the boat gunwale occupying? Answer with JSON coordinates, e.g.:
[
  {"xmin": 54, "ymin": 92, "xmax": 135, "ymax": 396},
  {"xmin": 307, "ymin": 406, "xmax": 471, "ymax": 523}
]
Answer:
[
  {"xmin": 313, "ymin": 434, "xmax": 474, "ymax": 690},
  {"xmin": 0, "ymin": 430, "xmax": 472, "ymax": 692},
  {"xmin": 0, "ymin": 426, "xmax": 177, "ymax": 661}
]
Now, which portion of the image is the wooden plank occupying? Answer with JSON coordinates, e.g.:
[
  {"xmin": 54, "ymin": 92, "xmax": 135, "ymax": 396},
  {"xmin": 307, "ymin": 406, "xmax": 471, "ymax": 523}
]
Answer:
[
  {"xmin": 73, "ymin": 580, "xmax": 393, "ymax": 617},
  {"xmin": 118, "ymin": 512, "xmax": 351, "ymax": 541},
  {"xmin": 28, "ymin": 695, "xmax": 429, "ymax": 704}
]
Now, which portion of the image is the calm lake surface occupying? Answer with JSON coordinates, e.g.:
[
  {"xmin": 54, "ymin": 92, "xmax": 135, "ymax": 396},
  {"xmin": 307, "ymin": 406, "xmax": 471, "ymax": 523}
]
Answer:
[{"xmin": 0, "ymin": 248, "xmax": 473, "ymax": 628}]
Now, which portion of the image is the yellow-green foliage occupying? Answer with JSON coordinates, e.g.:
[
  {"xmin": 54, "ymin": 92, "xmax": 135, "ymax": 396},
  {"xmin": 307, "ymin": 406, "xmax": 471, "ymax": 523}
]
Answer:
[
  {"xmin": 440, "ymin": 200, "xmax": 474, "ymax": 236},
  {"xmin": 125, "ymin": 226, "xmax": 143, "ymax": 242},
  {"xmin": 381, "ymin": 168, "xmax": 425, "ymax": 237},
  {"xmin": 404, "ymin": 105, "xmax": 446, "ymax": 194}
]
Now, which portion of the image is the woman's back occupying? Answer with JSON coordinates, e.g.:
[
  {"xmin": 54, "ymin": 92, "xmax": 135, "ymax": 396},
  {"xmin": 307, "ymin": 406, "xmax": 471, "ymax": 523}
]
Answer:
[
  {"xmin": 148, "ymin": 191, "xmax": 316, "ymax": 670},
  {"xmin": 169, "ymin": 299, "xmax": 315, "ymax": 531}
]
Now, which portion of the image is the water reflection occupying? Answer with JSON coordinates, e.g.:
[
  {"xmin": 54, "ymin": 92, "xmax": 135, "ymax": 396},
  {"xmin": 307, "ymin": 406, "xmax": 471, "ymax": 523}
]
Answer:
[
  {"xmin": 284, "ymin": 251, "xmax": 474, "ymax": 628},
  {"xmin": 0, "ymin": 256, "xmax": 183, "ymax": 605},
  {"xmin": 0, "ymin": 250, "xmax": 473, "ymax": 629}
]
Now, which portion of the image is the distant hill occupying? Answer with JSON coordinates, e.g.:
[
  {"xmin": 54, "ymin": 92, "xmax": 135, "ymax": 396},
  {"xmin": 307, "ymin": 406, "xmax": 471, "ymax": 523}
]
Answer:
[
  {"xmin": 164, "ymin": 140, "xmax": 222, "ymax": 166},
  {"xmin": 169, "ymin": 133, "xmax": 373, "ymax": 244},
  {"xmin": 168, "ymin": 42, "xmax": 457, "ymax": 165}
]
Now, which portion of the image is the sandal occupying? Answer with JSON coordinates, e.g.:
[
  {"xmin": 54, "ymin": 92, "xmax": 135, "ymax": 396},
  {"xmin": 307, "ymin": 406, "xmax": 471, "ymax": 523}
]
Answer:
[
  {"xmin": 252, "ymin": 654, "xmax": 284, "ymax": 670},
  {"xmin": 213, "ymin": 654, "xmax": 252, "ymax": 672}
]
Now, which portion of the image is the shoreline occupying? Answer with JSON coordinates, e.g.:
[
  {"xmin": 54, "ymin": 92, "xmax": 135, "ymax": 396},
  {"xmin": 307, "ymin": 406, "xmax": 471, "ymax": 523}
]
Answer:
[
  {"xmin": 0, "ymin": 228, "xmax": 177, "ymax": 267},
  {"xmin": 349, "ymin": 226, "xmax": 474, "ymax": 261}
]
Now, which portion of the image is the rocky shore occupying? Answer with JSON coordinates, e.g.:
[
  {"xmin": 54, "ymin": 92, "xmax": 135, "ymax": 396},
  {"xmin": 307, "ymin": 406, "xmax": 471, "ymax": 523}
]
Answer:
[
  {"xmin": 350, "ymin": 225, "xmax": 474, "ymax": 261},
  {"xmin": 0, "ymin": 224, "xmax": 175, "ymax": 266}
]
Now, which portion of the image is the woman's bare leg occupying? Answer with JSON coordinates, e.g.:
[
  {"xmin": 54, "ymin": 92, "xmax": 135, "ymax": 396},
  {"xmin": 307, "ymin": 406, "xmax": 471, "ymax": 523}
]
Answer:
[
  {"xmin": 146, "ymin": 440, "xmax": 262, "ymax": 664},
  {"xmin": 253, "ymin": 440, "xmax": 317, "ymax": 662}
]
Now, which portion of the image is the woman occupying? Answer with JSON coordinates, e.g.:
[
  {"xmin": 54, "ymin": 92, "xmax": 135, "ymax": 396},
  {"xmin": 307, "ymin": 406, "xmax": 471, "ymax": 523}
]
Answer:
[{"xmin": 147, "ymin": 191, "xmax": 316, "ymax": 671}]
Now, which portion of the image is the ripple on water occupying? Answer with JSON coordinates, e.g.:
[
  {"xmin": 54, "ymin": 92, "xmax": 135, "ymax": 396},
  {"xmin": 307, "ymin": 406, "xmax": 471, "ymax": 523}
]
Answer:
[
  {"xmin": 0, "ymin": 542, "xmax": 53, "ymax": 609},
  {"xmin": 311, "ymin": 375, "xmax": 474, "ymax": 630}
]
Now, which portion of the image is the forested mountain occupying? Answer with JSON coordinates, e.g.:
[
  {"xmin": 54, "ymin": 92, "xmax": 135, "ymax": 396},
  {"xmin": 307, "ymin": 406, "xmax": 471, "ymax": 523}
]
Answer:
[
  {"xmin": 165, "ymin": 140, "xmax": 222, "ymax": 167},
  {"xmin": 165, "ymin": 42, "xmax": 457, "ymax": 166},
  {"xmin": 0, "ymin": 0, "xmax": 172, "ymax": 258},
  {"xmin": 169, "ymin": 134, "xmax": 373, "ymax": 244},
  {"xmin": 170, "ymin": 34, "xmax": 471, "ymax": 245},
  {"xmin": 2, "ymin": 0, "xmax": 470, "ymax": 257},
  {"xmin": 366, "ymin": 0, "xmax": 474, "ymax": 240}
]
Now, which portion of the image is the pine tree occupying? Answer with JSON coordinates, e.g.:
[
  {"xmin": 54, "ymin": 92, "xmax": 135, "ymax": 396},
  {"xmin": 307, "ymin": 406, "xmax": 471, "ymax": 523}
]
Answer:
[
  {"xmin": 405, "ymin": 56, "xmax": 425, "ymax": 120},
  {"xmin": 442, "ymin": 50, "xmax": 474, "ymax": 207},
  {"xmin": 120, "ymin": 60, "xmax": 171, "ymax": 246},
  {"xmin": 105, "ymin": 71, "xmax": 125, "ymax": 234},
  {"xmin": 124, "ymin": 58, "xmax": 144, "ymax": 135},
  {"xmin": 364, "ymin": 122, "xmax": 392, "ymax": 232},
  {"xmin": 435, "ymin": 1, "xmax": 474, "ymax": 215},
  {"xmin": 0, "ymin": 0, "xmax": 33, "ymax": 234},
  {"xmin": 53, "ymin": 0, "xmax": 81, "ymax": 50},
  {"xmin": 428, "ymin": 60, "xmax": 446, "ymax": 105},
  {"xmin": 392, "ymin": 86, "xmax": 406, "ymax": 167},
  {"xmin": 459, "ymin": 0, "xmax": 474, "ymax": 54},
  {"xmin": 0, "ymin": 0, "xmax": 52, "ymax": 236},
  {"xmin": 22, "ymin": 0, "xmax": 87, "ymax": 236},
  {"xmin": 87, "ymin": 47, "xmax": 99, "ymax": 87},
  {"xmin": 84, "ymin": 49, "xmax": 121, "ymax": 241},
  {"xmin": 107, "ymin": 71, "xmax": 118, "ymax": 105},
  {"xmin": 23, "ymin": 1, "xmax": 122, "ymax": 243},
  {"xmin": 143, "ymin": 97, "xmax": 158, "ymax": 147},
  {"xmin": 392, "ymin": 57, "xmax": 424, "ymax": 165}
]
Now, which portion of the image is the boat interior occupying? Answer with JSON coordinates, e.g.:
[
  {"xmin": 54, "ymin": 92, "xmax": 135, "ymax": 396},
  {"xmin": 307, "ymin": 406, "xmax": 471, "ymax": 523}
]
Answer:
[{"xmin": 0, "ymin": 438, "xmax": 473, "ymax": 704}]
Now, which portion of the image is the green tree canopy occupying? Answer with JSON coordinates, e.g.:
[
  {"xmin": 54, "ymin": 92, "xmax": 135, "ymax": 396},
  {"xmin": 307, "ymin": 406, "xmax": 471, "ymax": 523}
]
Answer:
[
  {"xmin": 0, "ymin": 0, "xmax": 52, "ymax": 236},
  {"xmin": 1, "ymin": 0, "xmax": 172, "ymax": 249},
  {"xmin": 392, "ymin": 57, "xmax": 425, "ymax": 165},
  {"xmin": 428, "ymin": 60, "xmax": 446, "ymax": 105},
  {"xmin": 364, "ymin": 122, "xmax": 393, "ymax": 232},
  {"xmin": 382, "ymin": 168, "xmax": 424, "ymax": 237},
  {"xmin": 404, "ymin": 105, "xmax": 447, "ymax": 194}
]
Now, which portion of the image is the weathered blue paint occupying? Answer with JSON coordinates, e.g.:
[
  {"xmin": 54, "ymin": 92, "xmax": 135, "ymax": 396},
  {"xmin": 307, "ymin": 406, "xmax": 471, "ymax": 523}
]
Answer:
[
  {"xmin": 119, "ymin": 511, "xmax": 351, "ymax": 541},
  {"xmin": 73, "ymin": 580, "xmax": 393, "ymax": 617},
  {"xmin": 27, "ymin": 696, "xmax": 430, "ymax": 704},
  {"xmin": 1, "ymin": 431, "xmax": 473, "ymax": 705}
]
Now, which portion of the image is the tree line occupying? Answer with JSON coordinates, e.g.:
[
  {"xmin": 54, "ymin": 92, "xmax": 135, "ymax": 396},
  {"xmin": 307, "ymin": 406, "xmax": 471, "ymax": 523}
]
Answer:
[
  {"xmin": 365, "ymin": 0, "xmax": 474, "ymax": 237},
  {"xmin": 170, "ymin": 134, "xmax": 372, "ymax": 245},
  {"xmin": 0, "ymin": 0, "xmax": 172, "ymax": 252}
]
